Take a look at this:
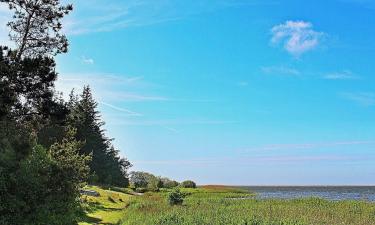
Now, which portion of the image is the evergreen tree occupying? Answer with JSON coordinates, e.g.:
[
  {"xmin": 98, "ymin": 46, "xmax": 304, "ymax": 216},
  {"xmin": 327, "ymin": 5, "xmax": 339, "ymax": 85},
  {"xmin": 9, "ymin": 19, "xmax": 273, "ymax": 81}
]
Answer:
[
  {"xmin": 1, "ymin": 0, "xmax": 73, "ymax": 59},
  {"xmin": 0, "ymin": 1, "xmax": 92, "ymax": 224},
  {"xmin": 68, "ymin": 86, "xmax": 131, "ymax": 186}
]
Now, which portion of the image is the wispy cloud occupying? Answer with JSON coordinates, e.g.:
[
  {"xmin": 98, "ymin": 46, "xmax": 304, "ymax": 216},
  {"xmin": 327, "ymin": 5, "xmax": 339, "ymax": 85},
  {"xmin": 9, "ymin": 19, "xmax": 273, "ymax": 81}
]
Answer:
[
  {"xmin": 99, "ymin": 101, "xmax": 142, "ymax": 116},
  {"xmin": 133, "ymin": 140, "xmax": 375, "ymax": 166},
  {"xmin": 239, "ymin": 140, "xmax": 375, "ymax": 152},
  {"xmin": 341, "ymin": 92, "xmax": 375, "ymax": 106},
  {"xmin": 104, "ymin": 92, "xmax": 169, "ymax": 102},
  {"xmin": 64, "ymin": 0, "xmax": 276, "ymax": 35},
  {"xmin": 261, "ymin": 65, "xmax": 300, "ymax": 76},
  {"xmin": 133, "ymin": 154, "xmax": 370, "ymax": 166},
  {"xmin": 81, "ymin": 56, "xmax": 94, "ymax": 65},
  {"xmin": 106, "ymin": 119, "xmax": 238, "ymax": 126},
  {"xmin": 323, "ymin": 70, "xmax": 360, "ymax": 80},
  {"xmin": 161, "ymin": 126, "xmax": 180, "ymax": 133},
  {"xmin": 56, "ymin": 73, "xmax": 152, "ymax": 100},
  {"xmin": 271, "ymin": 20, "xmax": 324, "ymax": 56}
]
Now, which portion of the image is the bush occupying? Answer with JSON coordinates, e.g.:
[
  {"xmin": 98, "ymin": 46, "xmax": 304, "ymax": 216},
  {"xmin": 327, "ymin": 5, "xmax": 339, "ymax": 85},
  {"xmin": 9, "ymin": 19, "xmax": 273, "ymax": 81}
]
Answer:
[
  {"xmin": 168, "ymin": 189, "xmax": 184, "ymax": 205},
  {"xmin": 180, "ymin": 180, "xmax": 196, "ymax": 188},
  {"xmin": 162, "ymin": 179, "xmax": 179, "ymax": 188}
]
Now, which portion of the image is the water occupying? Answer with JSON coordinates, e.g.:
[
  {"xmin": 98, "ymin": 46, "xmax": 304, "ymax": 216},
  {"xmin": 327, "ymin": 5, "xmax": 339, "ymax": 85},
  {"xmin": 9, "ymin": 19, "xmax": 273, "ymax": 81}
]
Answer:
[{"xmin": 240, "ymin": 186, "xmax": 375, "ymax": 202}]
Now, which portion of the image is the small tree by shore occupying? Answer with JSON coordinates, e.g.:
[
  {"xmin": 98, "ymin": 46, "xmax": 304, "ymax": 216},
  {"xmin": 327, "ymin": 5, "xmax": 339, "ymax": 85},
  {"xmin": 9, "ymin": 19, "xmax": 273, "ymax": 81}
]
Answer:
[{"xmin": 180, "ymin": 180, "xmax": 197, "ymax": 188}]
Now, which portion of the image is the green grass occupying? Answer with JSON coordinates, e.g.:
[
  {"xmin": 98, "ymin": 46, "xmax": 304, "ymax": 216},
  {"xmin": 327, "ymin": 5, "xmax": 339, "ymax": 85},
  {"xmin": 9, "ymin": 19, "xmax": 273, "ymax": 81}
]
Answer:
[
  {"xmin": 78, "ymin": 185, "xmax": 134, "ymax": 225},
  {"xmin": 117, "ymin": 186, "xmax": 375, "ymax": 225},
  {"xmin": 78, "ymin": 185, "xmax": 375, "ymax": 225}
]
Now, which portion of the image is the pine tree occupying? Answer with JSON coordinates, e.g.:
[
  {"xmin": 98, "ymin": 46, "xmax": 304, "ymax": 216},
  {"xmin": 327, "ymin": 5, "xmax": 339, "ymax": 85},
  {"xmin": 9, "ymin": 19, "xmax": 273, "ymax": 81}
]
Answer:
[
  {"xmin": 68, "ymin": 86, "xmax": 131, "ymax": 186},
  {"xmin": 1, "ymin": 1, "xmax": 92, "ymax": 224}
]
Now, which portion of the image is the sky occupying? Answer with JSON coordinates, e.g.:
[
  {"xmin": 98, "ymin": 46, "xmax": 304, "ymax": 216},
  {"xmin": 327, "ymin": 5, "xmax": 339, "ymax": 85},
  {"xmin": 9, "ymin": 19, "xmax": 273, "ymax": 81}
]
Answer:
[{"xmin": 1, "ymin": 0, "xmax": 375, "ymax": 185}]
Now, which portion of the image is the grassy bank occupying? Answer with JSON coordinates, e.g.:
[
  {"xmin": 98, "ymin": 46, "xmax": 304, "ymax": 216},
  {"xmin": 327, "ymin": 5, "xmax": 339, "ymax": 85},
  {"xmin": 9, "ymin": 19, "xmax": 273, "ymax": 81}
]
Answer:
[
  {"xmin": 79, "ymin": 185, "xmax": 375, "ymax": 225},
  {"xmin": 78, "ymin": 186, "xmax": 133, "ymax": 225}
]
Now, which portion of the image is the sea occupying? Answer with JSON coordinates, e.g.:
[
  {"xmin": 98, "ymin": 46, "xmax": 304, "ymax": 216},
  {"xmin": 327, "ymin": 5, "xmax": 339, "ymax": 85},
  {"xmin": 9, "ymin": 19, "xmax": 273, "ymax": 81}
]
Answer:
[{"xmin": 240, "ymin": 186, "xmax": 375, "ymax": 202}]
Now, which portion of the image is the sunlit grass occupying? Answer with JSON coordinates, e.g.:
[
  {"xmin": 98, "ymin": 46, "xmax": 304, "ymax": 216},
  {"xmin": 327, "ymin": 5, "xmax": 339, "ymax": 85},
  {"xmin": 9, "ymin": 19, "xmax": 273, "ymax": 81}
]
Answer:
[
  {"xmin": 119, "ymin": 186, "xmax": 375, "ymax": 225},
  {"xmin": 78, "ymin": 185, "xmax": 134, "ymax": 225}
]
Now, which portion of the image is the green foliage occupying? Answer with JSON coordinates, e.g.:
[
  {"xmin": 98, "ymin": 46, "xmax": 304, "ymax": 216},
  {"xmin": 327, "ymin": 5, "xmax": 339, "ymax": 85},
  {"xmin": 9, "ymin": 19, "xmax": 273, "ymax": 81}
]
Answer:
[
  {"xmin": 161, "ymin": 177, "xmax": 179, "ymax": 188},
  {"xmin": 0, "ymin": 133, "xmax": 90, "ymax": 225},
  {"xmin": 130, "ymin": 171, "xmax": 156, "ymax": 189},
  {"xmin": 180, "ymin": 180, "xmax": 197, "ymax": 188},
  {"xmin": 0, "ymin": 1, "xmax": 131, "ymax": 224},
  {"xmin": 1, "ymin": 0, "xmax": 73, "ymax": 58},
  {"xmin": 168, "ymin": 189, "xmax": 185, "ymax": 205},
  {"xmin": 67, "ymin": 86, "xmax": 132, "ymax": 187}
]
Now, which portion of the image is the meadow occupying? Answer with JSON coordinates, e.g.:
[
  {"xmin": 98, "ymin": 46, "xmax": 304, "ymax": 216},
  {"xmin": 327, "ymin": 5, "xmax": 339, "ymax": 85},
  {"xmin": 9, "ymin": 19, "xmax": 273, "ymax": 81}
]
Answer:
[{"xmin": 79, "ymin": 185, "xmax": 375, "ymax": 225}]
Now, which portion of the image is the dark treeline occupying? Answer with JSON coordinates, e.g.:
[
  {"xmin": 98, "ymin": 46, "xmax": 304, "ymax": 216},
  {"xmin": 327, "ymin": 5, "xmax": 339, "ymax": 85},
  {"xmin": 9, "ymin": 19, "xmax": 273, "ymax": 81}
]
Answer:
[
  {"xmin": 0, "ymin": 0, "xmax": 131, "ymax": 224},
  {"xmin": 129, "ymin": 171, "xmax": 197, "ymax": 192},
  {"xmin": 68, "ymin": 86, "xmax": 131, "ymax": 187}
]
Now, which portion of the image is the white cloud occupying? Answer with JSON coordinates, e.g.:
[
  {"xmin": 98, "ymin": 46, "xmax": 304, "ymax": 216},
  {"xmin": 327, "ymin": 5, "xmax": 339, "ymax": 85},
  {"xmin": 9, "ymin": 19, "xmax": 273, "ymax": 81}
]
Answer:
[
  {"xmin": 261, "ymin": 65, "xmax": 300, "ymax": 76},
  {"xmin": 81, "ymin": 56, "xmax": 94, "ymax": 65},
  {"xmin": 271, "ymin": 20, "xmax": 324, "ymax": 56},
  {"xmin": 323, "ymin": 70, "xmax": 359, "ymax": 80},
  {"xmin": 341, "ymin": 92, "xmax": 375, "ymax": 106}
]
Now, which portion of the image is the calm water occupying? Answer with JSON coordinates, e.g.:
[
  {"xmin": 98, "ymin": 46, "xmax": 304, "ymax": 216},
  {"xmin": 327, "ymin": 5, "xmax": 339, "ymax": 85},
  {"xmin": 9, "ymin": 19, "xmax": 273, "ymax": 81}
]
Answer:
[{"xmin": 240, "ymin": 186, "xmax": 375, "ymax": 202}]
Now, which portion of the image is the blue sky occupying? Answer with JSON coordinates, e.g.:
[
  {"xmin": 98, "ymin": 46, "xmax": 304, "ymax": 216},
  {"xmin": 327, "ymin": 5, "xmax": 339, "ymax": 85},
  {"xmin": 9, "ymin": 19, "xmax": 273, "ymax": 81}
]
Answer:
[{"xmin": 2, "ymin": 0, "xmax": 375, "ymax": 185}]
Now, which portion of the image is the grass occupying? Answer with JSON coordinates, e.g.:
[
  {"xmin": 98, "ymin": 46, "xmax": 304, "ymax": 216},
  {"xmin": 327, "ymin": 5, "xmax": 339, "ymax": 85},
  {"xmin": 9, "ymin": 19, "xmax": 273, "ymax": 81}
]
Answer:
[
  {"xmin": 78, "ymin": 185, "xmax": 134, "ymax": 225},
  {"xmin": 78, "ymin": 185, "xmax": 375, "ymax": 225},
  {"xmin": 118, "ymin": 186, "xmax": 375, "ymax": 225}
]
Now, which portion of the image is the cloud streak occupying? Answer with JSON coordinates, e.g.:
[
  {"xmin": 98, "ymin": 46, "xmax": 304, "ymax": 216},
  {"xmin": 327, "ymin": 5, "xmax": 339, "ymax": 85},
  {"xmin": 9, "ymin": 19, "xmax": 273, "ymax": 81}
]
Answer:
[
  {"xmin": 239, "ymin": 140, "xmax": 375, "ymax": 152},
  {"xmin": 261, "ymin": 65, "xmax": 300, "ymax": 76},
  {"xmin": 106, "ymin": 119, "xmax": 238, "ymax": 126},
  {"xmin": 100, "ymin": 101, "xmax": 143, "ymax": 116},
  {"xmin": 271, "ymin": 20, "xmax": 324, "ymax": 56},
  {"xmin": 341, "ymin": 92, "xmax": 375, "ymax": 106},
  {"xmin": 64, "ymin": 0, "xmax": 277, "ymax": 35},
  {"xmin": 323, "ymin": 70, "xmax": 359, "ymax": 80},
  {"xmin": 133, "ymin": 155, "xmax": 370, "ymax": 166}
]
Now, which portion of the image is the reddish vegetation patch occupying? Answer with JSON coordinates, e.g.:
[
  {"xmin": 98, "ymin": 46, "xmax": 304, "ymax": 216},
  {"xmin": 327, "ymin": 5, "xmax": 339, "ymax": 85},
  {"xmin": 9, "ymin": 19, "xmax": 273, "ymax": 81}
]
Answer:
[{"xmin": 201, "ymin": 185, "xmax": 235, "ymax": 191}]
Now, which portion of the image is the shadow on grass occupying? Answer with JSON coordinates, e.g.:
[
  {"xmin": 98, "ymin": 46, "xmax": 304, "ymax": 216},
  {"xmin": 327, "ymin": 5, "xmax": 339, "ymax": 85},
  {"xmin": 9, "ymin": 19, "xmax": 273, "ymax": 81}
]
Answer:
[
  {"xmin": 80, "ymin": 201, "xmax": 124, "ymax": 225},
  {"xmin": 80, "ymin": 214, "xmax": 119, "ymax": 225}
]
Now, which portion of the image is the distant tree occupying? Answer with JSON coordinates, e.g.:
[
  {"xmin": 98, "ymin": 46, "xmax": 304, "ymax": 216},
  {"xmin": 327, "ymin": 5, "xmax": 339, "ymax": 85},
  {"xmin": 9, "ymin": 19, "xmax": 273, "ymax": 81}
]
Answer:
[
  {"xmin": 130, "ymin": 171, "xmax": 149, "ymax": 189},
  {"xmin": 180, "ymin": 180, "xmax": 197, "ymax": 188},
  {"xmin": 147, "ymin": 176, "xmax": 163, "ymax": 191},
  {"xmin": 161, "ymin": 177, "xmax": 179, "ymax": 188},
  {"xmin": 1, "ymin": 0, "xmax": 73, "ymax": 59}
]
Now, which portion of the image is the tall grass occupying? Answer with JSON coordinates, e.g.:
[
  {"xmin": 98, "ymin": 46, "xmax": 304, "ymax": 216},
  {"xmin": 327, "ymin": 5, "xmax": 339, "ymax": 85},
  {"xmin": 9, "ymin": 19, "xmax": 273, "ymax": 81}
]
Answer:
[{"xmin": 119, "ymin": 187, "xmax": 375, "ymax": 225}]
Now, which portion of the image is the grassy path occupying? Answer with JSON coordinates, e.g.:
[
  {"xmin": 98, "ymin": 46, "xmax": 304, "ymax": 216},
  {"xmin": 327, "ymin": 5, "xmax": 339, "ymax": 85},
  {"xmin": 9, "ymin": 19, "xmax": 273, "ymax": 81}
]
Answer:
[
  {"xmin": 79, "ymin": 186, "xmax": 375, "ymax": 225},
  {"xmin": 78, "ymin": 186, "xmax": 134, "ymax": 225}
]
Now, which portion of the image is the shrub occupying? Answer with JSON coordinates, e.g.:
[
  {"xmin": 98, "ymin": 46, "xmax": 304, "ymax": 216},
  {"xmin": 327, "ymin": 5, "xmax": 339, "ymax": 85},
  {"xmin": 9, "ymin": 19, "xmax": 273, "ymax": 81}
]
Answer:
[
  {"xmin": 180, "ymin": 180, "xmax": 196, "ymax": 188},
  {"xmin": 168, "ymin": 189, "xmax": 184, "ymax": 205},
  {"xmin": 162, "ymin": 179, "xmax": 179, "ymax": 188}
]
